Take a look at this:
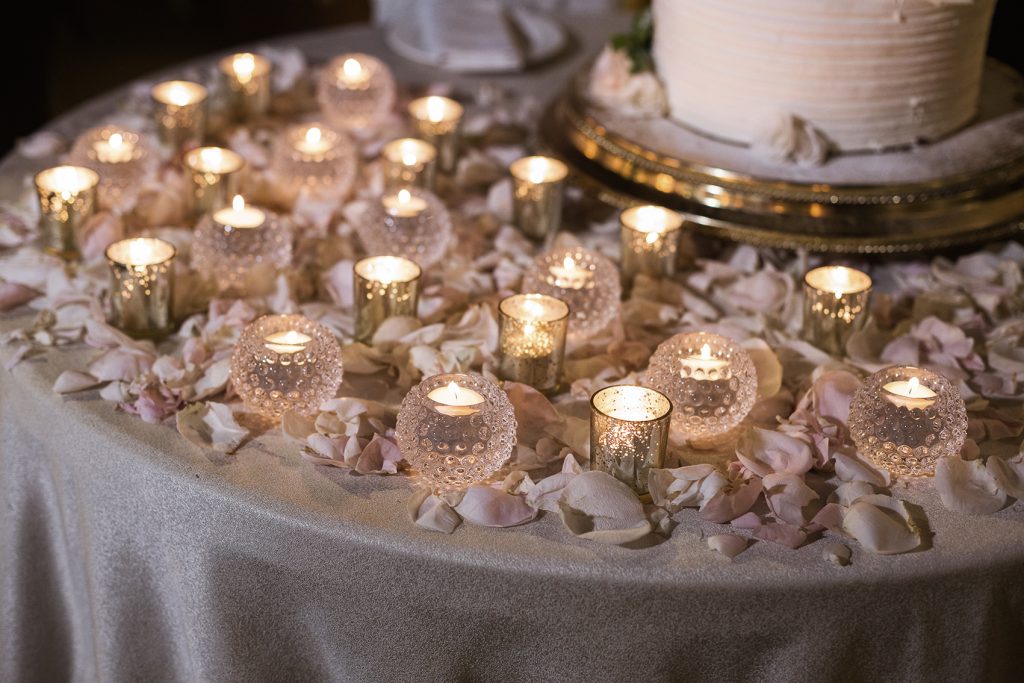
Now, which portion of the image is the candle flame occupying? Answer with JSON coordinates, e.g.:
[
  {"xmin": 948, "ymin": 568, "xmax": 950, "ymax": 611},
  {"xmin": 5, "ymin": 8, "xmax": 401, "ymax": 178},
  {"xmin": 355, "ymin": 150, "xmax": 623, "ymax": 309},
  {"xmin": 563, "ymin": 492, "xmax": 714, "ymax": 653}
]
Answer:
[
  {"xmin": 402, "ymin": 150, "xmax": 418, "ymax": 166},
  {"xmin": 563, "ymin": 255, "xmax": 576, "ymax": 272},
  {"xmin": 109, "ymin": 132, "xmax": 123, "ymax": 148},
  {"xmin": 426, "ymin": 96, "xmax": 446, "ymax": 123},
  {"xmin": 233, "ymin": 52, "xmax": 256, "ymax": 79},
  {"xmin": 908, "ymin": 376, "xmax": 920, "ymax": 393},
  {"xmin": 200, "ymin": 147, "xmax": 222, "ymax": 166},
  {"xmin": 232, "ymin": 194, "xmax": 245, "ymax": 211},
  {"xmin": 527, "ymin": 158, "xmax": 551, "ymax": 184},
  {"xmin": 447, "ymin": 381, "xmax": 460, "ymax": 402},
  {"xmin": 700, "ymin": 343, "xmax": 712, "ymax": 360},
  {"xmin": 278, "ymin": 330, "xmax": 306, "ymax": 344},
  {"xmin": 305, "ymin": 126, "xmax": 322, "ymax": 145},
  {"xmin": 398, "ymin": 188, "xmax": 411, "ymax": 204},
  {"xmin": 645, "ymin": 231, "xmax": 660, "ymax": 245},
  {"xmin": 342, "ymin": 58, "xmax": 363, "ymax": 80},
  {"xmin": 167, "ymin": 84, "xmax": 191, "ymax": 106}
]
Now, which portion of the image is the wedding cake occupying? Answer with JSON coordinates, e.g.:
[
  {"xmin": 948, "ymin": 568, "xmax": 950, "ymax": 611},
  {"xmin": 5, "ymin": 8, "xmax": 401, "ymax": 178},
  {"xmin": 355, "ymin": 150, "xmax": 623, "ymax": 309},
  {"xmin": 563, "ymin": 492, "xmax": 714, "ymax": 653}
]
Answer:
[{"xmin": 651, "ymin": 0, "xmax": 998, "ymax": 153}]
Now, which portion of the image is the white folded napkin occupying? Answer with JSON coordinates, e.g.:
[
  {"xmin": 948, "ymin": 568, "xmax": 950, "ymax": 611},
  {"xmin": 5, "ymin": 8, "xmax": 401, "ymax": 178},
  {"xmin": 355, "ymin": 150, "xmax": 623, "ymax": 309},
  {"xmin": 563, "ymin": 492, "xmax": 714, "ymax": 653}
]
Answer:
[{"xmin": 416, "ymin": 0, "xmax": 526, "ymax": 72}]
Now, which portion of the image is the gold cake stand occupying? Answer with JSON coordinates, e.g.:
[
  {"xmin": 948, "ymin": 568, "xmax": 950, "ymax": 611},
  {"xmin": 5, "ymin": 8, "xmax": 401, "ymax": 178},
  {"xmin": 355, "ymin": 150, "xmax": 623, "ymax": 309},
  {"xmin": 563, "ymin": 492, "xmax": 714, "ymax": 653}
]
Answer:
[{"xmin": 541, "ymin": 65, "xmax": 1024, "ymax": 254}]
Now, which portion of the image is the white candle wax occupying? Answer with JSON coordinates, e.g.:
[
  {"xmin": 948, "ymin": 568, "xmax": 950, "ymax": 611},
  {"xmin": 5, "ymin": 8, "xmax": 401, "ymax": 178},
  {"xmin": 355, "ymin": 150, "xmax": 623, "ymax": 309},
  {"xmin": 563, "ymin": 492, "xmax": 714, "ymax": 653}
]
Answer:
[
  {"xmin": 37, "ymin": 165, "xmax": 99, "ymax": 196},
  {"xmin": 152, "ymin": 80, "xmax": 207, "ymax": 107},
  {"xmin": 106, "ymin": 237, "xmax": 176, "ymax": 267},
  {"xmin": 383, "ymin": 138, "xmax": 437, "ymax": 166},
  {"xmin": 548, "ymin": 255, "xmax": 592, "ymax": 290},
  {"xmin": 805, "ymin": 265, "xmax": 872, "ymax": 299},
  {"xmin": 427, "ymin": 380, "xmax": 486, "ymax": 417},
  {"xmin": 622, "ymin": 205, "xmax": 683, "ymax": 237},
  {"xmin": 185, "ymin": 146, "xmax": 243, "ymax": 174},
  {"xmin": 382, "ymin": 189, "xmax": 428, "ymax": 218},
  {"xmin": 356, "ymin": 255, "xmax": 421, "ymax": 285},
  {"xmin": 294, "ymin": 126, "xmax": 334, "ymax": 156},
  {"xmin": 681, "ymin": 343, "xmax": 729, "ymax": 375},
  {"xmin": 213, "ymin": 195, "xmax": 266, "ymax": 229},
  {"xmin": 92, "ymin": 132, "xmax": 134, "ymax": 164},
  {"xmin": 883, "ymin": 376, "xmax": 937, "ymax": 410},
  {"xmin": 510, "ymin": 156, "xmax": 569, "ymax": 185},
  {"xmin": 264, "ymin": 329, "xmax": 312, "ymax": 355}
]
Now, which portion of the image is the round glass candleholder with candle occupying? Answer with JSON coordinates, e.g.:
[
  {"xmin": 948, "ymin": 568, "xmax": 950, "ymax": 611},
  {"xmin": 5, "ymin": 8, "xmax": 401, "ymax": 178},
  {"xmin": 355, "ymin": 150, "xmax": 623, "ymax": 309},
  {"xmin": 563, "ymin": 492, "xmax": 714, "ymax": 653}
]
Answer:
[
  {"xmin": 590, "ymin": 385, "xmax": 673, "ymax": 494},
  {"xmin": 218, "ymin": 52, "xmax": 272, "ymax": 121},
  {"xmin": 151, "ymin": 80, "xmax": 208, "ymax": 151},
  {"xmin": 396, "ymin": 372, "xmax": 517, "ymax": 492},
  {"xmin": 69, "ymin": 125, "xmax": 154, "ymax": 210},
  {"xmin": 521, "ymin": 246, "xmax": 621, "ymax": 343},
  {"xmin": 230, "ymin": 313, "xmax": 343, "ymax": 420},
  {"xmin": 619, "ymin": 205, "xmax": 684, "ymax": 288},
  {"xmin": 380, "ymin": 137, "xmax": 437, "ymax": 192},
  {"xmin": 105, "ymin": 237, "xmax": 176, "ymax": 338},
  {"xmin": 802, "ymin": 265, "xmax": 872, "ymax": 356},
  {"xmin": 269, "ymin": 122, "xmax": 357, "ymax": 201},
  {"xmin": 647, "ymin": 331, "xmax": 757, "ymax": 446},
  {"xmin": 317, "ymin": 53, "xmax": 396, "ymax": 133},
  {"xmin": 191, "ymin": 195, "xmax": 293, "ymax": 296},
  {"xmin": 497, "ymin": 293, "xmax": 569, "ymax": 393},
  {"xmin": 353, "ymin": 188, "xmax": 452, "ymax": 268},
  {"xmin": 33, "ymin": 165, "xmax": 100, "ymax": 260},
  {"xmin": 407, "ymin": 96, "xmax": 464, "ymax": 173},
  {"xmin": 353, "ymin": 255, "xmax": 422, "ymax": 343},
  {"xmin": 182, "ymin": 146, "xmax": 245, "ymax": 220},
  {"xmin": 509, "ymin": 155, "xmax": 569, "ymax": 242},
  {"xmin": 849, "ymin": 365, "xmax": 967, "ymax": 476}
]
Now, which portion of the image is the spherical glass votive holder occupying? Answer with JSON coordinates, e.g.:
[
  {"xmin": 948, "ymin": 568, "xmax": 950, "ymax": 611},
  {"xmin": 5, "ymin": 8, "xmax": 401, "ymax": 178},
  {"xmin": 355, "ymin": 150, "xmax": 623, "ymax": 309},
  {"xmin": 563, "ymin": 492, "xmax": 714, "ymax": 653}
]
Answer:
[
  {"xmin": 647, "ymin": 331, "xmax": 757, "ymax": 444},
  {"xmin": 34, "ymin": 165, "xmax": 99, "ymax": 260},
  {"xmin": 407, "ymin": 96, "xmax": 464, "ymax": 173},
  {"xmin": 219, "ymin": 52, "xmax": 272, "ymax": 121},
  {"xmin": 182, "ymin": 146, "xmax": 245, "ymax": 220},
  {"xmin": 509, "ymin": 156, "xmax": 569, "ymax": 242},
  {"xmin": 151, "ymin": 80, "xmax": 208, "ymax": 151},
  {"xmin": 269, "ymin": 122, "xmax": 358, "ymax": 201},
  {"xmin": 396, "ymin": 372, "xmax": 517, "ymax": 493},
  {"xmin": 619, "ymin": 205, "xmax": 683, "ymax": 288},
  {"xmin": 191, "ymin": 198, "xmax": 293, "ymax": 297},
  {"xmin": 521, "ymin": 246, "xmax": 621, "ymax": 342},
  {"xmin": 849, "ymin": 365, "xmax": 967, "ymax": 477},
  {"xmin": 590, "ymin": 385, "xmax": 672, "ymax": 494},
  {"xmin": 354, "ymin": 188, "xmax": 453, "ymax": 268},
  {"xmin": 105, "ymin": 237, "xmax": 176, "ymax": 338},
  {"xmin": 802, "ymin": 265, "xmax": 872, "ymax": 356},
  {"xmin": 317, "ymin": 53, "xmax": 396, "ymax": 133},
  {"xmin": 230, "ymin": 314, "xmax": 343, "ymax": 420},
  {"xmin": 354, "ymin": 255, "xmax": 422, "ymax": 343},
  {"xmin": 68, "ymin": 125, "xmax": 155, "ymax": 210},
  {"xmin": 380, "ymin": 137, "xmax": 437, "ymax": 192},
  {"xmin": 497, "ymin": 293, "xmax": 569, "ymax": 394}
]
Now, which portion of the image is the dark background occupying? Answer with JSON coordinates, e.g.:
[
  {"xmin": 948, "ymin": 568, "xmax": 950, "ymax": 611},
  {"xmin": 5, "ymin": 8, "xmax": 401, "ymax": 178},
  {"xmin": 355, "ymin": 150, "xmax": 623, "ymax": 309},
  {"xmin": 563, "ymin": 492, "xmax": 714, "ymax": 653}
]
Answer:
[{"xmin": 2, "ymin": 0, "xmax": 1021, "ymax": 156}]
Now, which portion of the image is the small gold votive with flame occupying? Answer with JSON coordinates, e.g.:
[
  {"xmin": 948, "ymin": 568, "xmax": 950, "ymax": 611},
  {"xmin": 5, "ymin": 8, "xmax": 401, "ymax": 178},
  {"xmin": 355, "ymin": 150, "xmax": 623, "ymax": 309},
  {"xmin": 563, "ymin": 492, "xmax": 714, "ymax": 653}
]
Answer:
[
  {"xmin": 590, "ymin": 385, "xmax": 673, "ymax": 494},
  {"xmin": 802, "ymin": 265, "xmax": 872, "ymax": 356},
  {"xmin": 105, "ymin": 237, "xmax": 176, "ymax": 338},
  {"xmin": 34, "ymin": 165, "xmax": 100, "ymax": 260},
  {"xmin": 353, "ymin": 255, "xmax": 422, "ymax": 343},
  {"xmin": 497, "ymin": 293, "xmax": 569, "ymax": 394}
]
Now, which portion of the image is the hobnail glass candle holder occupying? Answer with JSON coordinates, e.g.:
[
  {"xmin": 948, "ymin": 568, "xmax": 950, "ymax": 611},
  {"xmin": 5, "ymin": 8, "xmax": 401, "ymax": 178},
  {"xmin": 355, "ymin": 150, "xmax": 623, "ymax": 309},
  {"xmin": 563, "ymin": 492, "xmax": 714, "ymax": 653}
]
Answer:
[
  {"xmin": 68, "ymin": 125, "xmax": 155, "ymax": 210},
  {"xmin": 619, "ymin": 205, "xmax": 683, "ymax": 287},
  {"xmin": 151, "ymin": 80, "xmax": 208, "ymax": 151},
  {"xmin": 497, "ymin": 293, "xmax": 569, "ymax": 394},
  {"xmin": 269, "ymin": 122, "xmax": 358, "ymax": 201},
  {"xmin": 182, "ymin": 146, "xmax": 245, "ymax": 219},
  {"xmin": 354, "ymin": 188, "xmax": 453, "ymax": 268},
  {"xmin": 191, "ymin": 198, "xmax": 293, "ymax": 296},
  {"xmin": 396, "ymin": 372, "xmax": 517, "ymax": 492},
  {"xmin": 590, "ymin": 385, "xmax": 672, "ymax": 494},
  {"xmin": 647, "ymin": 331, "xmax": 757, "ymax": 444},
  {"xmin": 849, "ymin": 365, "xmax": 967, "ymax": 477},
  {"xmin": 521, "ymin": 246, "xmax": 621, "ymax": 342},
  {"xmin": 219, "ymin": 52, "xmax": 272, "ymax": 121},
  {"xmin": 509, "ymin": 155, "xmax": 569, "ymax": 242},
  {"xmin": 230, "ymin": 314, "xmax": 343, "ymax": 419},
  {"xmin": 407, "ymin": 96, "xmax": 464, "ymax": 173},
  {"xmin": 317, "ymin": 53, "xmax": 396, "ymax": 133},
  {"xmin": 802, "ymin": 265, "xmax": 872, "ymax": 356},
  {"xmin": 105, "ymin": 237, "xmax": 176, "ymax": 338},
  {"xmin": 34, "ymin": 165, "xmax": 99, "ymax": 260},
  {"xmin": 380, "ymin": 137, "xmax": 437, "ymax": 192},
  {"xmin": 354, "ymin": 255, "xmax": 422, "ymax": 343}
]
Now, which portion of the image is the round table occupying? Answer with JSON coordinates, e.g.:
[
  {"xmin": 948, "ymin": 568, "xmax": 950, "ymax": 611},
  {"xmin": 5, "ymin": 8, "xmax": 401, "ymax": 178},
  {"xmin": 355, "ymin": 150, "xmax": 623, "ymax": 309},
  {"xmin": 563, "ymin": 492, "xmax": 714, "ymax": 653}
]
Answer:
[{"xmin": 3, "ymin": 19, "xmax": 1024, "ymax": 683}]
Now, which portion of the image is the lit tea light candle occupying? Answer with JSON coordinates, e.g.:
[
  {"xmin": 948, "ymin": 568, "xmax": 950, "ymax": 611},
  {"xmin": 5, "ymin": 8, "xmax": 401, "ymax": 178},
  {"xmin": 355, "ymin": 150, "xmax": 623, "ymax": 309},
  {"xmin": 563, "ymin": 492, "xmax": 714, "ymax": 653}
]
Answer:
[
  {"xmin": 355, "ymin": 188, "xmax": 452, "ymax": 268},
  {"xmin": 382, "ymin": 188, "xmax": 428, "ymax": 218},
  {"xmin": 151, "ymin": 79, "xmax": 208, "ymax": 150},
  {"xmin": 317, "ymin": 53, "xmax": 396, "ymax": 132},
  {"xmin": 353, "ymin": 255, "xmax": 422, "ymax": 342},
  {"xmin": 427, "ymin": 379, "xmax": 487, "ymax": 417},
  {"xmin": 882, "ymin": 376, "xmax": 937, "ymax": 411},
  {"xmin": 509, "ymin": 155, "xmax": 570, "ymax": 241},
  {"xmin": 269, "ymin": 122, "xmax": 357, "ymax": 201},
  {"xmin": 549, "ymin": 254, "xmax": 592, "ymax": 290},
  {"xmin": 263, "ymin": 329, "xmax": 313, "ymax": 355},
  {"xmin": 214, "ymin": 195, "xmax": 266, "ymax": 230},
  {"xmin": 183, "ymin": 146, "xmax": 245, "ymax": 219},
  {"xmin": 619, "ymin": 204, "xmax": 684, "ymax": 287},
  {"xmin": 522, "ymin": 247, "xmax": 621, "ymax": 342},
  {"xmin": 380, "ymin": 137, "xmax": 437, "ymax": 191},
  {"xmin": 105, "ymin": 237, "xmax": 176, "ymax": 337},
  {"xmin": 498, "ymin": 293, "xmax": 569, "ymax": 393},
  {"xmin": 681, "ymin": 343, "xmax": 729, "ymax": 377},
  {"xmin": 295, "ymin": 126, "xmax": 332, "ymax": 156},
  {"xmin": 92, "ymin": 132, "xmax": 135, "ymax": 164},
  {"xmin": 408, "ymin": 95, "xmax": 464, "ymax": 173},
  {"xmin": 68, "ymin": 126, "xmax": 153, "ymax": 211},
  {"xmin": 590, "ymin": 385, "xmax": 673, "ymax": 493},
  {"xmin": 34, "ymin": 165, "xmax": 100, "ymax": 259},
  {"xmin": 219, "ymin": 51, "xmax": 272, "ymax": 120},
  {"xmin": 803, "ymin": 265, "xmax": 872, "ymax": 356}
]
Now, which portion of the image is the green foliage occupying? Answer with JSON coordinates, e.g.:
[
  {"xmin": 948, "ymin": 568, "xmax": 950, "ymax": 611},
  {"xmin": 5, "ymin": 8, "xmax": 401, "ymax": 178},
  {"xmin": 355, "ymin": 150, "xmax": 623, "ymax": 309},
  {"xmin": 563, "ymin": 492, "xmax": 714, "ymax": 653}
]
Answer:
[{"xmin": 610, "ymin": 7, "xmax": 653, "ymax": 73}]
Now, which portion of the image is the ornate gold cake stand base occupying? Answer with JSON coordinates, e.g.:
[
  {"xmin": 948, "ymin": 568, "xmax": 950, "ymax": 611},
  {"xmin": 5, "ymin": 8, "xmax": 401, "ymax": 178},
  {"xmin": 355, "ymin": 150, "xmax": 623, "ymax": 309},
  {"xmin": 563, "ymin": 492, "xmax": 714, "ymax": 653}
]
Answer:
[{"xmin": 541, "ymin": 63, "xmax": 1024, "ymax": 255}]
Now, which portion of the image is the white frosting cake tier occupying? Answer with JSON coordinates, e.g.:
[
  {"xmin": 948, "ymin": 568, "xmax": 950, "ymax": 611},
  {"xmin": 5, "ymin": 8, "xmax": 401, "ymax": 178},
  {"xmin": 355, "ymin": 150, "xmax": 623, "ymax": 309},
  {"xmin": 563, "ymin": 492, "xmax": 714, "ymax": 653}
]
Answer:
[{"xmin": 652, "ymin": 0, "xmax": 998, "ymax": 153}]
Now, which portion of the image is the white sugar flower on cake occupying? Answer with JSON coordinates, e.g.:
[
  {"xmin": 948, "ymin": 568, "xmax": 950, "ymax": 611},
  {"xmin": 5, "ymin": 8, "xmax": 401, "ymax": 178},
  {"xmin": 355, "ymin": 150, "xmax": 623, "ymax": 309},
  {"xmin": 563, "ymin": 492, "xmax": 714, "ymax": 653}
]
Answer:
[{"xmin": 587, "ymin": 45, "xmax": 667, "ymax": 118}]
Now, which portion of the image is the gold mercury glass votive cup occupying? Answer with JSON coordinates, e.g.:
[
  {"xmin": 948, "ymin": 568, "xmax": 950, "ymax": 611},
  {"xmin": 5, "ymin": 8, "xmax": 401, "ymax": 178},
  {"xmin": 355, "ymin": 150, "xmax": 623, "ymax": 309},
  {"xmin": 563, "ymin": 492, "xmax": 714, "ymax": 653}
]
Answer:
[
  {"xmin": 802, "ymin": 265, "xmax": 872, "ymax": 356},
  {"xmin": 407, "ymin": 95, "xmax": 464, "ymax": 174},
  {"xmin": 590, "ymin": 385, "xmax": 673, "ymax": 494},
  {"xmin": 353, "ymin": 255, "xmax": 422, "ymax": 343},
  {"xmin": 34, "ymin": 165, "xmax": 100, "ymax": 260},
  {"xmin": 620, "ymin": 205, "xmax": 684, "ymax": 287},
  {"xmin": 182, "ymin": 146, "xmax": 245, "ymax": 220},
  {"xmin": 218, "ymin": 52, "xmax": 272, "ymax": 121},
  {"xmin": 497, "ymin": 293, "xmax": 569, "ymax": 394},
  {"xmin": 509, "ymin": 155, "xmax": 570, "ymax": 242},
  {"xmin": 105, "ymin": 237, "xmax": 176, "ymax": 338},
  {"xmin": 380, "ymin": 137, "xmax": 437, "ymax": 192},
  {"xmin": 151, "ymin": 79, "xmax": 208, "ymax": 151}
]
